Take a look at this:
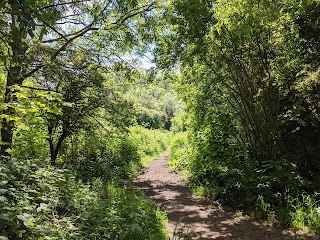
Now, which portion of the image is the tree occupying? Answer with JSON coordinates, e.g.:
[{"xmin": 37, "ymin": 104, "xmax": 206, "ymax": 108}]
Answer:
[
  {"xmin": 155, "ymin": 0, "xmax": 320, "ymax": 211},
  {"xmin": 124, "ymin": 71, "xmax": 180, "ymax": 130},
  {"xmin": 0, "ymin": 0, "xmax": 155, "ymax": 157},
  {"xmin": 41, "ymin": 57, "xmax": 133, "ymax": 165},
  {"xmin": 157, "ymin": 0, "xmax": 320, "ymax": 170}
]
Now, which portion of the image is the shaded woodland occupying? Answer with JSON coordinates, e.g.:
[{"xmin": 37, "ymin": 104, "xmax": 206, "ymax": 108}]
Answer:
[{"xmin": 1, "ymin": 0, "xmax": 320, "ymax": 239}]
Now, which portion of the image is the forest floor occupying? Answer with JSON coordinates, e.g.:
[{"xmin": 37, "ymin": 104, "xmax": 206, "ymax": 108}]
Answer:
[{"xmin": 133, "ymin": 151, "xmax": 318, "ymax": 240}]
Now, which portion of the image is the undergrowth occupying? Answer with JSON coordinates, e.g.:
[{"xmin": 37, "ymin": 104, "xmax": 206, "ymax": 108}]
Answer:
[
  {"xmin": 169, "ymin": 132, "xmax": 320, "ymax": 235},
  {"xmin": 0, "ymin": 126, "xmax": 170, "ymax": 240},
  {"xmin": 129, "ymin": 126, "xmax": 171, "ymax": 167}
]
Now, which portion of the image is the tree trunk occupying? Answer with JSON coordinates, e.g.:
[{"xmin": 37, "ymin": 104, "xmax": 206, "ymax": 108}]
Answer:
[
  {"xmin": 0, "ymin": 68, "xmax": 23, "ymax": 156},
  {"xmin": 0, "ymin": 115, "xmax": 14, "ymax": 157},
  {"xmin": 51, "ymin": 134, "xmax": 66, "ymax": 165},
  {"xmin": 0, "ymin": 12, "xmax": 27, "ymax": 157},
  {"xmin": 47, "ymin": 125, "xmax": 67, "ymax": 165}
]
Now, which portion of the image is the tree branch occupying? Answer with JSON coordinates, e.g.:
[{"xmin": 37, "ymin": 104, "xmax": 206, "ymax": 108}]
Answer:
[
  {"xmin": 20, "ymin": 2, "xmax": 155, "ymax": 82},
  {"xmin": 42, "ymin": 23, "xmax": 97, "ymax": 43},
  {"xmin": 105, "ymin": 3, "xmax": 155, "ymax": 30},
  {"xmin": 40, "ymin": 19, "xmax": 69, "ymax": 42},
  {"xmin": 51, "ymin": 24, "xmax": 98, "ymax": 59},
  {"xmin": 19, "ymin": 85, "xmax": 60, "ymax": 93},
  {"xmin": 38, "ymin": 0, "xmax": 91, "ymax": 11}
]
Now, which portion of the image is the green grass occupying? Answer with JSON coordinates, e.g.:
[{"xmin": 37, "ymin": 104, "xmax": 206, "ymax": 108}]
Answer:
[{"xmin": 129, "ymin": 125, "xmax": 171, "ymax": 168}]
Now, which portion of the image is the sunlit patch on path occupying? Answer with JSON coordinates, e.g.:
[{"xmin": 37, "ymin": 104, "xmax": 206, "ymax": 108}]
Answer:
[{"xmin": 134, "ymin": 151, "xmax": 316, "ymax": 240}]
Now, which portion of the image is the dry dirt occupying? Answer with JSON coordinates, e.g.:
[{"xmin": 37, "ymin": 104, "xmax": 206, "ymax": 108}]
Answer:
[{"xmin": 134, "ymin": 151, "xmax": 318, "ymax": 240}]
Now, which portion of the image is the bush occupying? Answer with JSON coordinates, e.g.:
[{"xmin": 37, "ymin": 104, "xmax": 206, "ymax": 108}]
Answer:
[
  {"xmin": 128, "ymin": 126, "xmax": 171, "ymax": 165},
  {"xmin": 168, "ymin": 132, "xmax": 189, "ymax": 173},
  {"xmin": 79, "ymin": 183, "xmax": 167, "ymax": 240},
  {"xmin": 60, "ymin": 130, "xmax": 141, "ymax": 182},
  {"xmin": 58, "ymin": 126, "xmax": 170, "ymax": 182},
  {"xmin": 0, "ymin": 157, "xmax": 168, "ymax": 240},
  {"xmin": 0, "ymin": 158, "xmax": 79, "ymax": 239},
  {"xmin": 170, "ymin": 130, "xmax": 320, "ymax": 233}
]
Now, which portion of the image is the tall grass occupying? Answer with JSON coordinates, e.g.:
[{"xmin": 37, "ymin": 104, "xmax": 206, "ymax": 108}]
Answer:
[{"xmin": 129, "ymin": 125, "xmax": 171, "ymax": 166}]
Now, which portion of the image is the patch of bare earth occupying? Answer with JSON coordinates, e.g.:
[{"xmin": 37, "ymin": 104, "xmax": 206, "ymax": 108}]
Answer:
[{"xmin": 134, "ymin": 151, "xmax": 318, "ymax": 240}]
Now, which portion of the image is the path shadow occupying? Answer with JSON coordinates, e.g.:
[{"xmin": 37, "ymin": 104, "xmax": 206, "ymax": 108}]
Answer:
[{"xmin": 134, "ymin": 153, "xmax": 318, "ymax": 240}]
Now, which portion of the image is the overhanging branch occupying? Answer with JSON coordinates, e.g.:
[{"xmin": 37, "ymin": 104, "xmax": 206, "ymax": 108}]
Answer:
[
  {"xmin": 38, "ymin": 0, "xmax": 91, "ymax": 11},
  {"xmin": 20, "ymin": 2, "xmax": 156, "ymax": 82}
]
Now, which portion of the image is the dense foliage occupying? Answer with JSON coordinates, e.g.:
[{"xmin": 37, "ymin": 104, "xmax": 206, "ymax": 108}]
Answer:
[
  {"xmin": 2, "ymin": 0, "xmax": 320, "ymax": 237},
  {"xmin": 164, "ymin": 0, "xmax": 320, "ymax": 233},
  {"xmin": 129, "ymin": 126, "xmax": 171, "ymax": 165},
  {"xmin": 0, "ymin": 122, "xmax": 170, "ymax": 239},
  {"xmin": 0, "ymin": 0, "xmax": 155, "ymax": 155},
  {"xmin": 0, "ymin": 156, "xmax": 167, "ymax": 240},
  {"xmin": 0, "ymin": 0, "xmax": 172, "ymax": 239},
  {"xmin": 125, "ymin": 72, "xmax": 181, "ymax": 130}
]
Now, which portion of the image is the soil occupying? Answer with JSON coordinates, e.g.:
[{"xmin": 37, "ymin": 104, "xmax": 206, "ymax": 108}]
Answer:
[{"xmin": 134, "ymin": 151, "xmax": 318, "ymax": 240}]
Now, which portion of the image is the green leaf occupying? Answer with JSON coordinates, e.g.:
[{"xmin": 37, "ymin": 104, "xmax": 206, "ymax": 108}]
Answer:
[
  {"xmin": 0, "ymin": 196, "xmax": 8, "ymax": 202},
  {"xmin": 0, "ymin": 56, "xmax": 6, "ymax": 63},
  {"xmin": 36, "ymin": 203, "xmax": 48, "ymax": 213}
]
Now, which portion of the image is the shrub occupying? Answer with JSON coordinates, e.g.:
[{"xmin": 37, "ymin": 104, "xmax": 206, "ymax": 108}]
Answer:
[
  {"xmin": 128, "ymin": 126, "xmax": 171, "ymax": 165},
  {"xmin": 0, "ymin": 158, "xmax": 79, "ymax": 239},
  {"xmin": 0, "ymin": 157, "xmax": 168, "ymax": 240},
  {"xmin": 58, "ymin": 126, "xmax": 170, "ymax": 182},
  {"xmin": 79, "ymin": 183, "xmax": 167, "ymax": 240},
  {"xmin": 61, "ymin": 131, "xmax": 141, "ymax": 182},
  {"xmin": 168, "ymin": 132, "xmax": 189, "ymax": 173}
]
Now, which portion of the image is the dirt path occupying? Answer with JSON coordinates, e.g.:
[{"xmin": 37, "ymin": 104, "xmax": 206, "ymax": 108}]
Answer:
[{"xmin": 134, "ymin": 151, "xmax": 317, "ymax": 240}]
